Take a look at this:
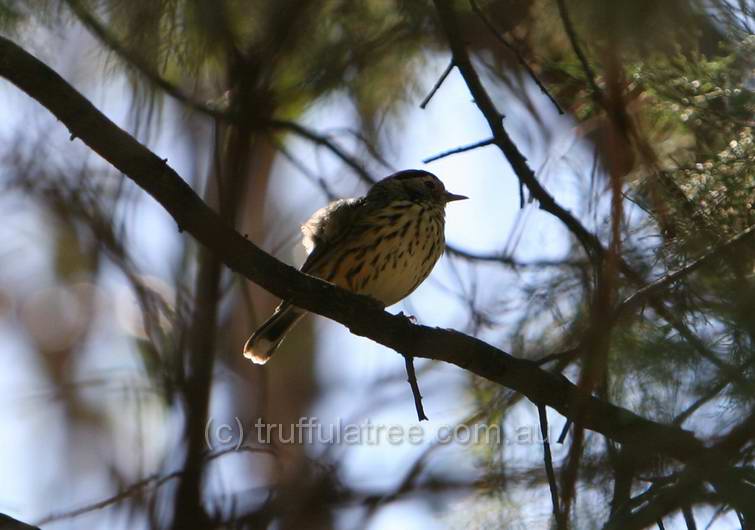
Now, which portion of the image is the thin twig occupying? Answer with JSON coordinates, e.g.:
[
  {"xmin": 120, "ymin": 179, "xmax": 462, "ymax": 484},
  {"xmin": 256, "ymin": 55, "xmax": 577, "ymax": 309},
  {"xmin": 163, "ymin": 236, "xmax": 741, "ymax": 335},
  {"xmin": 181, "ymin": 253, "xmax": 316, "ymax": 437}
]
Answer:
[
  {"xmin": 554, "ymin": 0, "xmax": 604, "ymax": 104},
  {"xmin": 420, "ymin": 60, "xmax": 455, "ymax": 109},
  {"xmin": 604, "ymin": 453, "xmax": 754, "ymax": 530},
  {"xmin": 703, "ymin": 505, "xmax": 726, "ymax": 530},
  {"xmin": 66, "ymin": 0, "xmax": 378, "ymax": 190},
  {"xmin": 615, "ymin": 224, "xmax": 755, "ymax": 318},
  {"xmin": 270, "ymin": 119, "xmax": 376, "ymax": 186},
  {"xmin": 423, "ymin": 138, "xmax": 494, "ymax": 163},
  {"xmin": 557, "ymin": 419, "xmax": 571, "ymax": 444},
  {"xmin": 470, "ymin": 0, "xmax": 564, "ymax": 114},
  {"xmin": 326, "ymin": 127, "xmax": 396, "ymax": 171},
  {"xmin": 447, "ymin": 245, "xmax": 587, "ymax": 268},
  {"xmin": 673, "ymin": 380, "xmax": 729, "ymax": 427},
  {"xmin": 64, "ymin": 0, "xmax": 227, "ymax": 119},
  {"xmin": 404, "ymin": 354, "xmax": 429, "ymax": 421},
  {"xmin": 611, "ymin": 225, "xmax": 755, "ymax": 387},
  {"xmin": 269, "ymin": 135, "xmax": 339, "ymax": 201},
  {"xmin": 538, "ymin": 404, "xmax": 566, "ymax": 530},
  {"xmin": 535, "ymin": 347, "xmax": 579, "ymax": 366},
  {"xmin": 35, "ymin": 446, "xmax": 275, "ymax": 525},
  {"xmin": 682, "ymin": 504, "xmax": 698, "ymax": 530},
  {"xmin": 559, "ymin": 423, "xmax": 584, "ymax": 521}
]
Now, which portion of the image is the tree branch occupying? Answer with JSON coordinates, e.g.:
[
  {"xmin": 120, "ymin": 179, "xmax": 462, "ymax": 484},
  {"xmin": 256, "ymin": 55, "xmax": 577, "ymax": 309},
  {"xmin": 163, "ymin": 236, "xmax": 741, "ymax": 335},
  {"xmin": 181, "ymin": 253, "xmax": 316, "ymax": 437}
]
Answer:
[
  {"xmin": 470, "ymin": 0, "xmax": 564, "ymax": 114},
  {"xmin": 419, "ymin": 59, "xmax": 454, "ymax": 109},
  {"xmin": 269, "ymin": 119, "xmax": 376, "ymax": 186},
  {"xmin": 422, "ymin": 137, "xmax": 494, "ymax": 163},
  {"xmin": 65, "ymin": 0, "xmax": 377, "ymax": 188},
  {"xmin": 615, "ymin": 223, "xmax": 755, "ymax": 318},
  {"xmin": 432, "ymin": 0, "xmax": 602, "ymax": 261},
  {"xmin": 404, "ymin": 355, "xmax": 429, "ymax": 421},
  {"xmin": 431, "ymin": 0, "xmax": 746, "ymax": 409},
  {"xmin": 554, "ymin": 0, "xmax": 605, "ymax": 105},
  {"xmin": 0, "ymin": 34, "xmax": 744, "ymax": 492},
  {"xmin": 34, "ymin": 446, "xmax": 275, "ymax": 526},
  {"xmin": 538, "ymin": 404, "xmax": 566, "ymax": 530}
]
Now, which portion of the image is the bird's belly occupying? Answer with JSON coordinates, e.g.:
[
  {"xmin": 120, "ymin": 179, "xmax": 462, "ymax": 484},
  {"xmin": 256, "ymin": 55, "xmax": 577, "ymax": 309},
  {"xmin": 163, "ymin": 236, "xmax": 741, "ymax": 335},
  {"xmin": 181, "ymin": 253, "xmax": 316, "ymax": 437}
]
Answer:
[
  {"xmin": 350, "ymin": 233, "xmax": 442, "ymax": 306},
  {"xmin": 315, "ymin": 203, "xmax": 445, "ymax": 307}
]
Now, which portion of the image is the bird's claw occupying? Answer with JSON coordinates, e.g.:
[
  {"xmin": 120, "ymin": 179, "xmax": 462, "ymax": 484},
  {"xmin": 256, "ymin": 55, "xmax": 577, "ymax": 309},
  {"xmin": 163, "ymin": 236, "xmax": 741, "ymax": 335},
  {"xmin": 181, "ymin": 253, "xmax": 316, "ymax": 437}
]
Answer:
[{"xmin": 397, "ymin": 311, "xmax": 418, "ymax": 324}]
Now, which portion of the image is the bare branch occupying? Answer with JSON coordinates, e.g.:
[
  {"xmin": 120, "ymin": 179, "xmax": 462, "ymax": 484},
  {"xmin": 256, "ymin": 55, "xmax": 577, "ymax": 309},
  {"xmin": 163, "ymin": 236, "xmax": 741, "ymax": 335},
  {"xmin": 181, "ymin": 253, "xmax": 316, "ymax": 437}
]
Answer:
[
  {"xmin": 66, "ymin": 0, "xmax": 378, "ymax": 188},
  {"xmin": 554, "ymin": 0, "xmax": 605, "ymax": 105},
  {"xmin": 423, "ymin": 137, "xmax": 494, "ymax": 163},
  {"xmin": 419, "ymin": 59, "xmax": 455, "ymax": 109},
  {"xmin": 447, "ymin": 245, "xmax": 586, "ymax": 269},
  {"xmin": 64, "ymin": 0, "xmax": 227, "ymax": 119},
  {"xmin": 538, "ymin": 404, "xmax": 566, "ymax": 530},
  {"xmin": 682, "ymin": 505, "xmax": 698, "ymax": 530},
  {"xmin": 35, "ymin": 446, "xmax": 275, "ymax": 526},
  {"xmin": 535, "ymin": 347, "xmax": 580, "ymax": 366},
  {"xmin": 432, "ymin": 0, "xmax": 603, "ymax": 261},
  {"xmin": 615, "ymin": 223, "xmax": 755, "ymax": 318},
  {"xmin": 403, "ymin": 355, "xmax": 429, "ymax": 421},
  {"xmin": 470, "ymin": 0, "xmax": 564, "ymax": 114},
  {"xmin": 269, "ymin": 119, "xmax": 377, "ymax": 186}
]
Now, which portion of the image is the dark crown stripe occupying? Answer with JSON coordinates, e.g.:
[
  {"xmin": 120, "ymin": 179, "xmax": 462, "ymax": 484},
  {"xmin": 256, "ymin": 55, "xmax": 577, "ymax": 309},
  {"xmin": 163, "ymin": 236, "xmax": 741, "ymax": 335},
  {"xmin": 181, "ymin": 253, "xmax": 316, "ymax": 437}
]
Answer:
[{"xmin": 390, "ymin": 169, "xmax": 436, "ymax": 181}]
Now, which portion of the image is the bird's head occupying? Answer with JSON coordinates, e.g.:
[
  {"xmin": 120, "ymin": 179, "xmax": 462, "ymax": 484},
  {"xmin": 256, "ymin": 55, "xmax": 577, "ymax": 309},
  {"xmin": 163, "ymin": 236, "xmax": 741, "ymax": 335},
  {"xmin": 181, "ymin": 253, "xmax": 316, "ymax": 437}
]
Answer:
[{"xmin": 370, "ymin": 169, "xmax": 467, "ymax": 205}]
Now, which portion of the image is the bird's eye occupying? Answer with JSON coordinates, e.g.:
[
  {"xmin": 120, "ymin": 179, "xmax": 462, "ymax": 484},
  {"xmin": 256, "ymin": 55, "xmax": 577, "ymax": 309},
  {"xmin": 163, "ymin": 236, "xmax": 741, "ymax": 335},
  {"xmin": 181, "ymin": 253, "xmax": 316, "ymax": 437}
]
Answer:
[{"xmin": 424, "ymin": 181, "xmax": 435, "ymax": 190}]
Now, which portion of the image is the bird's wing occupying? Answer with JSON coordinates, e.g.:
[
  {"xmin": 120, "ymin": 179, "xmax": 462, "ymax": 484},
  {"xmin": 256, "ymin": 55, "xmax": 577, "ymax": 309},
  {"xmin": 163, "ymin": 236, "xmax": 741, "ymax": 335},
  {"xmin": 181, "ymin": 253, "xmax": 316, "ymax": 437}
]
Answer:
[{"xmin": 300, "ymin": 197, "xmax": 367, "ymax": 274}]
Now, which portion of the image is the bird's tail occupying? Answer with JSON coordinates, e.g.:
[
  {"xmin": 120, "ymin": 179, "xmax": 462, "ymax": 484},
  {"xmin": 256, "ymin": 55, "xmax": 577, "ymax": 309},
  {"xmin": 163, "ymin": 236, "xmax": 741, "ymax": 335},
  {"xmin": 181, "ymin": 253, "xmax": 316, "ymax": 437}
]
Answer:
[{"xmin": 243, "ymin": 304, "xmax": 306, "ymax": 364}]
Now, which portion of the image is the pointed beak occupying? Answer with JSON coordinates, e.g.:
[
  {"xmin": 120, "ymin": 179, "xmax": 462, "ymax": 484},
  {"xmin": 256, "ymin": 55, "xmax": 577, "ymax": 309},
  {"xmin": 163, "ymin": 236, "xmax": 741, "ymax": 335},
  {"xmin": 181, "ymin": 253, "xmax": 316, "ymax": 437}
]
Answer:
[{"xmin": 444, "ymin": 191, "xmax": 468, "ymax": 203}]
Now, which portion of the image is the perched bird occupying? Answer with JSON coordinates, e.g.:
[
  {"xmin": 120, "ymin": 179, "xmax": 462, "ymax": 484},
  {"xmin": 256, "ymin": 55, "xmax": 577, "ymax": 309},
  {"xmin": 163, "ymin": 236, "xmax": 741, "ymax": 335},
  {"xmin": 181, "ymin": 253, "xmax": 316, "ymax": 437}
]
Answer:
[{"xmin": 243, "ymin": 169, "xmax": 467, "ymax": 364}]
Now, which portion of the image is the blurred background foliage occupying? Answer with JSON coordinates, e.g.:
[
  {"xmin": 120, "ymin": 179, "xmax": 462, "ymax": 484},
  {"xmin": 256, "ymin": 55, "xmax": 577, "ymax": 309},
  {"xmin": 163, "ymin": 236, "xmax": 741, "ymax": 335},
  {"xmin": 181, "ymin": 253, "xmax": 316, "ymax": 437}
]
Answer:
[{"xmin": 0, "ymin": 0, "xmax": 754, "ymax": 529}]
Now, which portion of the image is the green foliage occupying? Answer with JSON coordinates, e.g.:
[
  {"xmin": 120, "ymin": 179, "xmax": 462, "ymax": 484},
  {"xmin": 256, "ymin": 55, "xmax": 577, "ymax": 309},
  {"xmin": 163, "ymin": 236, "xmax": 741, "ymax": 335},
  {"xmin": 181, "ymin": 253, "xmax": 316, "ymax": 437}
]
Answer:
[
  {"xmin": 38, "ymin": 0, "xmax": 439, "ymax": 135},
  {"xmin": 629, "ymin": 38, "xmax": 755, "ymax": 246},
  {"xmin": 0, "ymin": 2, "xmax": 24, "ymax": 31}
]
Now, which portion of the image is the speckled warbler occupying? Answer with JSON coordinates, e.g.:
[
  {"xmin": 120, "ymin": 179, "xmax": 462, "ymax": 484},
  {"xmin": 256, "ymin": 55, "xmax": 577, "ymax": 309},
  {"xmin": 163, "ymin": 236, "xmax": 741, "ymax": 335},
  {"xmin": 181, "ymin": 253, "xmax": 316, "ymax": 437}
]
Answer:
[{"xmin": 243, "ymin": 169, "xmax": 467, "ymax": 364}]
